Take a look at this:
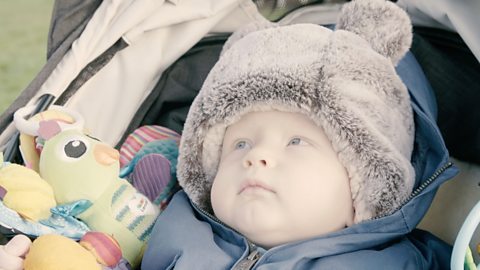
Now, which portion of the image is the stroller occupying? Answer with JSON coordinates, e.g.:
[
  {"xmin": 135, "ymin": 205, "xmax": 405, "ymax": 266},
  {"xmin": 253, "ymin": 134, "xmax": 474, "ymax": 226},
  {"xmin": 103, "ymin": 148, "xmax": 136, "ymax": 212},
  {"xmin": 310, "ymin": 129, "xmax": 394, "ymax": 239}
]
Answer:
[{"xmin": 0, "ymin": 0, "xmax": 479, "ymax": 269}]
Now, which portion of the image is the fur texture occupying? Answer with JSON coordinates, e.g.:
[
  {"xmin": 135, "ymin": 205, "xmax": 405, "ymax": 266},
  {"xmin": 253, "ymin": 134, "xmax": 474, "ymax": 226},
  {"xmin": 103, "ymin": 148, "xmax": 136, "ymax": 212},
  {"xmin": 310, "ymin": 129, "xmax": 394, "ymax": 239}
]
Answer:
[{"xmin": 177, "ymin": 0, "xmax": 415, "ymax": 222}]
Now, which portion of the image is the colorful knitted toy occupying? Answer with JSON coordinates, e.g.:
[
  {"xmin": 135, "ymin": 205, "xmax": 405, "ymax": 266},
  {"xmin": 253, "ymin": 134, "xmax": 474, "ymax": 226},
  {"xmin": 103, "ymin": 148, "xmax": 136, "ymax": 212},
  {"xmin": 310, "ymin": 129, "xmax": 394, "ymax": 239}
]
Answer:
[
  {"xmin": 37, "ymin": 123, "xmax": 159, "ymax": 267},
  {"xmin": 12, "ymin": 105, "xmax": 161, "ymax": 268}
]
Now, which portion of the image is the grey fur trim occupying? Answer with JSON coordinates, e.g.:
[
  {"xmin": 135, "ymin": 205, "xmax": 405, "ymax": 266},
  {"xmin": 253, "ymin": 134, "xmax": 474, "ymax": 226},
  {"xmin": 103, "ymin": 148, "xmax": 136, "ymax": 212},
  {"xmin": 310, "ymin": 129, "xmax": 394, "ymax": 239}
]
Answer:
[
  {"xmin": 336, "ymin": 0, "xmax": 412, "ymax": 65},
  {"xmin": 177, "ymin": 0, "xmax": 415, "ymax": 222}
]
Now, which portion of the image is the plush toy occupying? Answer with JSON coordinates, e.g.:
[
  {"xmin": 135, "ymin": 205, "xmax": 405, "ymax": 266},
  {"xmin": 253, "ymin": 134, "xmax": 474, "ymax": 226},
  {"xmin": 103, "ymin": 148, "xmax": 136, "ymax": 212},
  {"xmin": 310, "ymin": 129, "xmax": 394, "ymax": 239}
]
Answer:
[
  {"xmin": 0, "ymin": 234, "xmax": 31, "ymax": 270},
  {"xmin": 79, "ymin": 231, "xmax": 123, "ymax": 267},
  {"xmin": 0, "ymin": 153, "xmax": 56, "ymax": 221},
  {"xmin": 1, "ymin": 232, "xmax": 127, "ymax": 270},
  {"xmin": 11, "ymin": 106, "xmax": 160, "ymax": 268},
  {"xmin": 16, "ymin": 108, "xmax": 77, "ymax": 172},
  {"xmin": 120, "ymin": 139, "xmax": 180, "ymax": 205},
  {"xmin": 24, "ymin": 234, "xmax": 101, "ymax": 270},
  {"xmin": 36, "ymin": 124, "xmax": 159, "ymax": 267}
]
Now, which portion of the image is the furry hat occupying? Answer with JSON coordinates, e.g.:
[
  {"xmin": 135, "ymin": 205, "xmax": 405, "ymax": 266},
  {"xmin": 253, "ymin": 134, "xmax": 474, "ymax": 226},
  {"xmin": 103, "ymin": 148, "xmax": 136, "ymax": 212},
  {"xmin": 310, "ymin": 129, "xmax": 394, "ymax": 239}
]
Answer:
[{"xmin": 177, "ymin": 0, "xmax": 415, "ymax": 222}]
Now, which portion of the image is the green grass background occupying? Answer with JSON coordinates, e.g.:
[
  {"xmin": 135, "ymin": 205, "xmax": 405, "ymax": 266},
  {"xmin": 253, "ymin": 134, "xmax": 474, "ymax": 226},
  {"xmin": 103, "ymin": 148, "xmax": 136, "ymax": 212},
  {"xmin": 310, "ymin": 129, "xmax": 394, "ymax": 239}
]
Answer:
[{"xmin": 0, "ymin": 0, "xmax": 54, "ymax": 114}]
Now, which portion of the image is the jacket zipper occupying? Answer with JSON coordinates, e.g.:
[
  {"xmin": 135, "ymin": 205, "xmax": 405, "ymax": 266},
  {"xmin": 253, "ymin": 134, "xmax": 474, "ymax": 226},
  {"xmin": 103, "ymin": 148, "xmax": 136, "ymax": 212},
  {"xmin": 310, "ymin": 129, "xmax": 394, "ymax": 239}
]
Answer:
[
  {"xmin": 232, "ymin": 243, "xmax": 261, "ymax": 270},
  {"xmin": 372, "ymin": 161, "xmax": 454, "ymax": 220}
]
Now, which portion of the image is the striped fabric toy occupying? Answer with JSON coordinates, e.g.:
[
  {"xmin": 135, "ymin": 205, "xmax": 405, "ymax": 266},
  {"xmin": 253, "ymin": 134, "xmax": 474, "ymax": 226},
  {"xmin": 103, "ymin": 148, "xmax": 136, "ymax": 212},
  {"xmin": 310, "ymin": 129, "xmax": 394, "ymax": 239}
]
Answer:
[{"xmin": 119, "ymin": 126, "xmax": 180, "ymax": 168}]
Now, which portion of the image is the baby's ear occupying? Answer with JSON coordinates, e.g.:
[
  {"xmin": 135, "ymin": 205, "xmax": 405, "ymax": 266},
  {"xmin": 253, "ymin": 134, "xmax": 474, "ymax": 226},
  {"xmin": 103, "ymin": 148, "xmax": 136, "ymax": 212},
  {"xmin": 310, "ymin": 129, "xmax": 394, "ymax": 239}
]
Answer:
[
  {"xmin": 221, "ymin": 18, "xmax": 277, "ymax": 56},
  {"xmin": 336, "ymin": 0, "xmax": 412, "ymax": 65}
]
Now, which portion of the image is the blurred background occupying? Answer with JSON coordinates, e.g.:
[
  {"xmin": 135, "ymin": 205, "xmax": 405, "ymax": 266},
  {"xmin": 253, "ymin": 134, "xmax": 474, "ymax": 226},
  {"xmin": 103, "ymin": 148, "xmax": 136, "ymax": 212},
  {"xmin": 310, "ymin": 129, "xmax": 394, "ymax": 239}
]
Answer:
[{"xmin": 0, "ymin": 0, "xmax": 54, "ymax": 114}]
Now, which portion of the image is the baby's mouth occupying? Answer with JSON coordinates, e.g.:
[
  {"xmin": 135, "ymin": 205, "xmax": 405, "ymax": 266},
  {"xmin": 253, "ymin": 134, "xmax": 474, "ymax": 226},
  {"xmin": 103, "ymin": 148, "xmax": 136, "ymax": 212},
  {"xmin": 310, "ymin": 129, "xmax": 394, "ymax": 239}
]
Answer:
[{"xmin": 238, "ymin": 179, "xmax": 275, "ymax": 194}]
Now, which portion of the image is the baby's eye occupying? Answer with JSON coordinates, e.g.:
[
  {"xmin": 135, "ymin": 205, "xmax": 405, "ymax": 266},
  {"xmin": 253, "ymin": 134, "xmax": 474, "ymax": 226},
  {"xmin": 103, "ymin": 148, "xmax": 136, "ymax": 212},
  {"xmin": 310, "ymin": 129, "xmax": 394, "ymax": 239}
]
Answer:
[
  {"xmin": 288, "ymin": 137, "xmax": 309, "ymax": 146},
  {"xmin": 234, "ymin": 140, "xmax": 251, "ymax": 150}
]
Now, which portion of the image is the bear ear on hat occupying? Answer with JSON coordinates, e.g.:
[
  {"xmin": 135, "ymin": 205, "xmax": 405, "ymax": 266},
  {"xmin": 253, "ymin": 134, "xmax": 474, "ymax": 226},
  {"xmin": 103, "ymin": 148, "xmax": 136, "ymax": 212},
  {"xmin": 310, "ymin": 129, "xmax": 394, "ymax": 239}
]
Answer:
[
  {"xmin": 335, "ymin": 0, "xmax": 412, "ymax": 65},
  {"xmin": 221, "ymin": 18, "xmax": 277, "ymax": 56}
]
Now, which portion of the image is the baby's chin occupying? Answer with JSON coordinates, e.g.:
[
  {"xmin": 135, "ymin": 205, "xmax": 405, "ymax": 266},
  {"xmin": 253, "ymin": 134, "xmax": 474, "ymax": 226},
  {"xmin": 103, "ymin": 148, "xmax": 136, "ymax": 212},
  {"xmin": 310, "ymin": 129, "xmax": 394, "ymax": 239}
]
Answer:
[
  {"xmin": 229, "ymin": 221, "xmax": 280, "ymax": 248},
  {"xmin": 242, "ymin": 231, "xmax": 287, "ymax": 250},
  {"xmin": 235, "ymin": 224, "xmax": 302, "ymax": 249},
  {"xmin": 236, "ymin": 221, "xmax": 351, "ymax": 249},
  {"xmin": 243, "ymin": 230, "xmax": 322, "ymax": 250}
]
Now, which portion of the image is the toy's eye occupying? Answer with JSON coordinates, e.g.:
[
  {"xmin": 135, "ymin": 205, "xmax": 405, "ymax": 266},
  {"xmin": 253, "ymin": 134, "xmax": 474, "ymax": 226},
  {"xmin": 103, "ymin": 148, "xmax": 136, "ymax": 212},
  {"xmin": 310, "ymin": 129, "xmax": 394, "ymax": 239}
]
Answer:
[
  {"xmin": 64, "ymin": 139, "xmax": 87, "ymax": 158},
  {"xmin": 53, "ymin": 134, "xmax": 91, "ymax": 162}
]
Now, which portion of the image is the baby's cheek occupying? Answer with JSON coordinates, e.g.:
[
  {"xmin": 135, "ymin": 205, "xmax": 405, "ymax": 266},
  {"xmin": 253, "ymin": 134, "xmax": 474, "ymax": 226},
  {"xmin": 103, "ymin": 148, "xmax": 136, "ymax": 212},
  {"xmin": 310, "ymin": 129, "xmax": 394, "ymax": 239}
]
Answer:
[
  {"xmin": 211, "ymin": 178, "xmax": 237, "ymax": 228},
  {"xmin": 210, "ymin": 179, "xmax": 226, "ymax": 215}
]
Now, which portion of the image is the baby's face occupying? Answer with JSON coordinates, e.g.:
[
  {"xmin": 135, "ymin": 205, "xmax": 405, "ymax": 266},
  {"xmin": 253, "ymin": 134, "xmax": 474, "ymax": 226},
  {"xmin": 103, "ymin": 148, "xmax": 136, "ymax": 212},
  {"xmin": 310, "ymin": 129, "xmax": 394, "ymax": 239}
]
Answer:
[{"xmin": 211, "ymin": 111, "xmax": 354, "ymax": 249}]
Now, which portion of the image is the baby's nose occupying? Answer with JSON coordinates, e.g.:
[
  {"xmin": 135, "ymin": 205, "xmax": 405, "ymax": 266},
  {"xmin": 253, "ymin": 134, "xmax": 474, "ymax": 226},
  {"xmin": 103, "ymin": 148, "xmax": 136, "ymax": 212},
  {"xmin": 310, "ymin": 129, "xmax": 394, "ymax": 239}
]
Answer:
[{"xmin": 243, "ymin": 151, "xmax": 275, "ymax": 168}]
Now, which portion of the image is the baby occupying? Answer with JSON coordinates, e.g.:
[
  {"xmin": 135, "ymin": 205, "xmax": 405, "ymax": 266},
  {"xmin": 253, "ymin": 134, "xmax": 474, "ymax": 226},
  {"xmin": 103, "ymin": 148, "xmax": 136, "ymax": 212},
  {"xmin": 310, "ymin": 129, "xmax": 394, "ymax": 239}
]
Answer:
[
  {"xmin": 210, "ymin": 110, "xmax": 354, "ymax": 249},
  {"xmin": 142, "ymin": 0, "xmax": 455, "ymax": 269}
]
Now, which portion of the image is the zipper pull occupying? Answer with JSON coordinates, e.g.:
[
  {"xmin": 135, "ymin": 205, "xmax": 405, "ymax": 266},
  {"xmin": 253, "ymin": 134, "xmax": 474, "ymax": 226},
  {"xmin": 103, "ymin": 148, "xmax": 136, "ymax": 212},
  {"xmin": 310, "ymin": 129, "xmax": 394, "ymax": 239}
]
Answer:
[{"xmin": 233, "ymin": 249, "xmax": 261, "ymax": 270}]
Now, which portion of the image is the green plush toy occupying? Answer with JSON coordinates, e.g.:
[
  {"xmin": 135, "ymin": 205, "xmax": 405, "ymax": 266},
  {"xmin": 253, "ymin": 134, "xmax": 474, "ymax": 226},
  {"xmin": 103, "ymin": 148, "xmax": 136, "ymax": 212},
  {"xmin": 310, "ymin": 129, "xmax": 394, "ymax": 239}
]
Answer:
[{"xmin": 36, "ymin": 120, "xmax": 159, "ymax": 268}]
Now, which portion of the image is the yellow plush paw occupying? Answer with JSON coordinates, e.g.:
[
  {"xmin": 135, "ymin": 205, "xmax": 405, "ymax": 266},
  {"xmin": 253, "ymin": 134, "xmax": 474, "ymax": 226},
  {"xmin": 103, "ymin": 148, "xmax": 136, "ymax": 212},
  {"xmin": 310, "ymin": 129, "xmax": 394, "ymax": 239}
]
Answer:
[
  {"xmin": 24, "ymin": 234, "xmax": 101, "ymax": 270},
  {"xmin": 0, "ymin": 163, "xmax": 56, "ymax": 221}
]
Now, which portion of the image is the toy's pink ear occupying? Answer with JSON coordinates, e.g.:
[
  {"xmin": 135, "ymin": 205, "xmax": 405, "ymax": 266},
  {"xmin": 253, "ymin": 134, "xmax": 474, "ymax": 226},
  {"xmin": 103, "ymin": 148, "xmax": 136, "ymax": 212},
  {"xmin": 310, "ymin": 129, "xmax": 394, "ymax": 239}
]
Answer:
[{"xmin": 38, "ymin": 120, "xmax": 62, "ymax": 140}]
